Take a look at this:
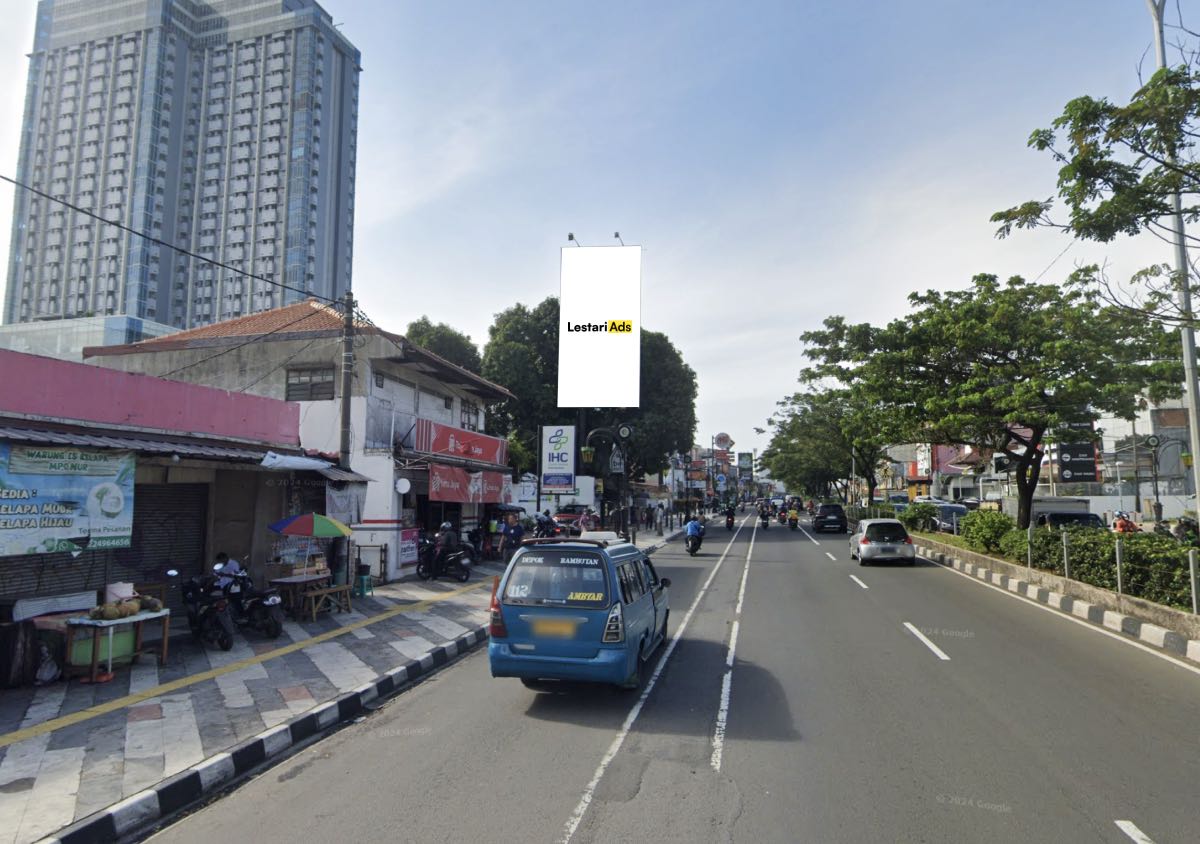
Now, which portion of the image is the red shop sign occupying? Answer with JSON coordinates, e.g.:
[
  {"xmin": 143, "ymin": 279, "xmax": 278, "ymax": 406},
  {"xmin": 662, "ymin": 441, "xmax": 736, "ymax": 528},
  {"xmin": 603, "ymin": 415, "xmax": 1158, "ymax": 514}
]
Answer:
[
  {"xmin": 430, "ymin": 465, "xmax": 510, "ymax": 503},
  {"xmin": 416, "ymin": 419, "xmax": 507, "ymax": 465}
]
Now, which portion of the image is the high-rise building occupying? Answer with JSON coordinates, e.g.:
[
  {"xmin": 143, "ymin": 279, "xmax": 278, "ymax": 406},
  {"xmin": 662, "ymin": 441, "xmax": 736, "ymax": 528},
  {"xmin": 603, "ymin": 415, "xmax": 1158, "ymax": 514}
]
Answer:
[{"xmin": 3, "ymin": 0, "xmax": 359, "ymax": 329}]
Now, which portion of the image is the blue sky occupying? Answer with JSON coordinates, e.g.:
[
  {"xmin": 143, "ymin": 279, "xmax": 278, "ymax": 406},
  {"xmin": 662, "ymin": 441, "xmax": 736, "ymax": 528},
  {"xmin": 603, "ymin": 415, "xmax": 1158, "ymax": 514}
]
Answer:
[{"xmin": 0, "ymin": 0, "xmax": 1178, "ymax": 456}]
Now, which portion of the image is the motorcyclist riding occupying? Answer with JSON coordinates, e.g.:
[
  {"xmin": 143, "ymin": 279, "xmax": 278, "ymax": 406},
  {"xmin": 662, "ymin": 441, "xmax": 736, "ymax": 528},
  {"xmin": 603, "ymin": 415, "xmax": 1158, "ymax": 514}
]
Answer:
[
  {"xmin": 434, "ymin": 521, "xmax": 459, "ymax": 577},
  {"xmin": 685, "ymin": 514, "xmax": 705, "ymax": 551}
]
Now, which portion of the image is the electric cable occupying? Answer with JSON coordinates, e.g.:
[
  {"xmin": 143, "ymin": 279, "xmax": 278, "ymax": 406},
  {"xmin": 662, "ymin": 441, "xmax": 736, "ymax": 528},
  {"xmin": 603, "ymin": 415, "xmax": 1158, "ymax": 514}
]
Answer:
[{"xmin": 0, "ymin": 173, "xmax": 339, "ymax": 305}]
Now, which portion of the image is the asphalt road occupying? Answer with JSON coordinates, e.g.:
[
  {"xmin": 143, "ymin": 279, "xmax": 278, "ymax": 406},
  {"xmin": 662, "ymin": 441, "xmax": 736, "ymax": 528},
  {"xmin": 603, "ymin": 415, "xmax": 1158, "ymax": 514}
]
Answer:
[{"xmin": 150, "ymin": 515, "xmax": 1200, "ymax": 844}]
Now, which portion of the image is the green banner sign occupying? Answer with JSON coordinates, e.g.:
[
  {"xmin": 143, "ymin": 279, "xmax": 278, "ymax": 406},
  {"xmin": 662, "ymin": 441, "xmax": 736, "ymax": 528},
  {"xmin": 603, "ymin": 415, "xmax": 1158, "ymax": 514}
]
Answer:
[{"xmin": 0, "ymin": 444, "xmax": 136, "ymax": 557}]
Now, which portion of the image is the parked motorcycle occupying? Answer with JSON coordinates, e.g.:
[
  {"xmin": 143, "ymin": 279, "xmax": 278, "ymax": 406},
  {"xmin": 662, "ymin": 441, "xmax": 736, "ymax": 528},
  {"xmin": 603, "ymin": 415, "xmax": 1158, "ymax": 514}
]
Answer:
[
  {"xmin": 416, "ymin": 535, "xmax": 471, "ymax": 582},
  {"xmin": 173, "ymin": 566, "xmax": 235, "ymax": 651},
  {"xmin": 223, "ymin": 569, "xmax": 284, "ymax": 639}
]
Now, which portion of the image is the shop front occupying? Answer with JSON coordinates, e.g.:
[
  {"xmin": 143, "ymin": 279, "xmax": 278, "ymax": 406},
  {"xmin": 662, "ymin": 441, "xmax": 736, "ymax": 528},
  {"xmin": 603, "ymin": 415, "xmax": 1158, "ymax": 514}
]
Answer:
[{"xmin": 361, "ymin": 420, "xmax": 513, "ymax": 579}]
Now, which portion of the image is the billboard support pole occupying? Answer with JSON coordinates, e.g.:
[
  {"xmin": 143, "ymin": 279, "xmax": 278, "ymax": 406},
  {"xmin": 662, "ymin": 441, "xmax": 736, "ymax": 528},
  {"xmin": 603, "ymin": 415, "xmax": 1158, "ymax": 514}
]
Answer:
[{"xmin": 536, "ymin": 426, "xmax": 544, "ymax": 515}]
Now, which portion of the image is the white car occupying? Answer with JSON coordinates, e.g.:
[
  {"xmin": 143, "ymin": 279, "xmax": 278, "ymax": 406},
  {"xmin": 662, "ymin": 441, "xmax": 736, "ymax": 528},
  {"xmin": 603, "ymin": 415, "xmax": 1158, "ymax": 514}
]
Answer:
[{"xmin": 849, "ymin": 519, "xmax": 917, "ymax": 566}]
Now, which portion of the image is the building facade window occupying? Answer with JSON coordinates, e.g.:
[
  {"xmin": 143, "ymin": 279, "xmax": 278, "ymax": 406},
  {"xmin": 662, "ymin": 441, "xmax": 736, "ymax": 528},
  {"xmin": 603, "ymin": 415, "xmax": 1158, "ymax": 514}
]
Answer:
[{"xmin": 285, "ymin": 366, "xmax": 335, "ymax": 400}]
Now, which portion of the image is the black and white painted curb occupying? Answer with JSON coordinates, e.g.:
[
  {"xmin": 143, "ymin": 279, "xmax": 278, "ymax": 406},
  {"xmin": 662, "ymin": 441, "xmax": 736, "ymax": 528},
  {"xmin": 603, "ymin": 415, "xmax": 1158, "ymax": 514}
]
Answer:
[
  {"xmin": 918, "ymin": 547, "xmax": 1200, "ymax": 665},
  {"xmin": 39, "ymin": 530, "xmax": 688, "ymax": 844},
  {"xmin": 40, "ymin": 627, "xmax": 490, "ymax": 844}
]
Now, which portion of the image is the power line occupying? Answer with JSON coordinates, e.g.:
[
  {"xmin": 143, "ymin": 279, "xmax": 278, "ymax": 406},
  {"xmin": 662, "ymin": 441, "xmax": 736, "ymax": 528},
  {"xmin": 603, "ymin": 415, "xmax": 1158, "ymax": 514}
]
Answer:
[
  {"xmin": 237, "ymin": 335, "xmax": 339, "ymax": 392},
  {"xmin": 157, "ymin": 303, "xmax": 341, "ymax": 378},
  {"xmin": 0, "ymin": 173, "xmax": 338, "ymax": 306}
]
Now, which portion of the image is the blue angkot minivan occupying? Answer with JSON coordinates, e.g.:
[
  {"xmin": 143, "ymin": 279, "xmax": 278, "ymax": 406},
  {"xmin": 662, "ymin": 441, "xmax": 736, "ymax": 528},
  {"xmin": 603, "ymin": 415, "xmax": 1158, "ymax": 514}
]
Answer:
[{"xmin": 488, "ymin": 538, "xmax": 671, "ymax": 689}]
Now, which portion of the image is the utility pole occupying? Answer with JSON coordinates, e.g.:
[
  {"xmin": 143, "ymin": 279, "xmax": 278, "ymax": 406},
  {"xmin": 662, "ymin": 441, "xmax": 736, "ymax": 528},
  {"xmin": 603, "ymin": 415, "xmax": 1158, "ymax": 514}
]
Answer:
[
  {"xmin": 1147, "ymin": 0, "xmax": 1200, "ymax": 516},
  {"xmin": 339, "ymin": 290, "xmax": 355, "ymax": 470}
]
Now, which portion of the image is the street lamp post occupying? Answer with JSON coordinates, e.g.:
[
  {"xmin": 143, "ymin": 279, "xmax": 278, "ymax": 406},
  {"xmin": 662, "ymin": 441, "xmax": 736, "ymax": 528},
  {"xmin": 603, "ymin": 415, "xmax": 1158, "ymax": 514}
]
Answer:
[
  {"xmin": 583, "ymin": 425, "xmax": 632, "ymax": 540},
  {"xmin": 1115, "ymin": 462, "xmax": 1127, "ymax": 515}
]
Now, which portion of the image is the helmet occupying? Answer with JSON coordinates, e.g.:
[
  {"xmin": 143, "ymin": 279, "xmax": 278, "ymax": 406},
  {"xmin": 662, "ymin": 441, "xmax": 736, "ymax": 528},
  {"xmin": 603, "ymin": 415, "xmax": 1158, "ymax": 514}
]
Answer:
[{"xmin": 440, "ymin": 521, "xmax": 452, "ymax": 531}]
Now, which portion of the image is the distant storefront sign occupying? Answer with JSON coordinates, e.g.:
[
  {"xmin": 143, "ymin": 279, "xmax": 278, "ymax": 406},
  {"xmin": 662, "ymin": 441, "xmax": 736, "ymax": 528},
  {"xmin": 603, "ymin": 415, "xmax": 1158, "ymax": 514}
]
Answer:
[
  {"xmin": 1057, "ymin": 421, "xmax": 1097, "ymax": 482},
  {"xmin": 738, "ymin": 451, "xmax": 753, "ymax": 479},
  {"xmin": 0, "ymin": 444, "xmax": 135, "ymax": 557},
  {"xmin": 541, "ymin": 425, "xmax": 575, "ymax": 492},
  {"xmin": 429, "ymin": 465, "xmax": 512, "ymax": 503}
]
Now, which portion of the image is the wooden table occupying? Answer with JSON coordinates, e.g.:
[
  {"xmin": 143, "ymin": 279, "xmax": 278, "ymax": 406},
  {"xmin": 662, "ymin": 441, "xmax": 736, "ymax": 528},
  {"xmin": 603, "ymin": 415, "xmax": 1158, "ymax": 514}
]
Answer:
[
  {"xmin": 298, "ymin": 584, "xmax": 352, "ymax": 622},
  {"xmin": 269, "ymin": 573, "xmax": 331, "ymax": 619},
  {"xmin": 66, "ymin": 609, "xmax": 171, "ymax": 683}
]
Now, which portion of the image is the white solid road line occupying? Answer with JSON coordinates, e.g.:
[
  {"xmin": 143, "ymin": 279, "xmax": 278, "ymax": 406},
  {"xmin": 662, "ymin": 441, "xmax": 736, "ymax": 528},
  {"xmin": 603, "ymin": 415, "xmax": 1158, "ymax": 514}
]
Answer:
[
  {"xmin": 559, "ymin": 514, "xmax": 753, "ymax": 844},
  {"xmin": 710, "ymin": 525, "xmax": 754, "ymax": 772},
  {"xmin": 929, "ymin": 553, "xmax": 1200, "ymax": 681},
  {"xmin": 1114, "ymin": 820, "xmax": 1158, "ymax": 843},
  {"xmin": 849, "ymin": 575, "xmax": 869, "ymax": 590},
  {"xmin": 825, "ymin": 551, "xmax": 837, "ymax": 561},
  {"xmin": 904, "ymin": 621, "xmax": 951, "ymax": 661}
]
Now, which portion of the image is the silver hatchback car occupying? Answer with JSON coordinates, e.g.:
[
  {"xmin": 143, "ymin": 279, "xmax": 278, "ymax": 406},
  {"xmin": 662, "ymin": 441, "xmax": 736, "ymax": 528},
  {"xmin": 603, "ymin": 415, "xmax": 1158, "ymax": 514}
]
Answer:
[{"xmin": 849, "ymin": 519, "xmax": 916, "ymax": 565}]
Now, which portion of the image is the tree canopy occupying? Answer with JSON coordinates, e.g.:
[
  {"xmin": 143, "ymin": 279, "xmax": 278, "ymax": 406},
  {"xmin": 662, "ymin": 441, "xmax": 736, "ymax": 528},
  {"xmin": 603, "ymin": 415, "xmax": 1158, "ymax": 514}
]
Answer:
[
  {"xmin": 482, "ymin": 296, "xmax": 697, "ymax": 479},
  {"xmin": 761, "ymin": 389, "xmax": 896, "ymax": 503},
  {"xmin": 800, "ymin": 274, "xmax": 1181, "ymax": 527},
  {"xmin": 991, "ymin": 65, "xmax": 1200, "ymax": 324},
  {"xmin": 405, "ymin": 316, "xmax": 482, "ymax": 374}
]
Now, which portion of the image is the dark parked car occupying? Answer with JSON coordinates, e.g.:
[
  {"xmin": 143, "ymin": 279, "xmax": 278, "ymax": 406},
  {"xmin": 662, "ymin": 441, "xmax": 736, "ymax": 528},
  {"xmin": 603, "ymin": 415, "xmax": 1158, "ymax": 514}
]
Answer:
[
  {"xmin": 812, "ymin": 503, "xmax": 848, "ymax": 533},
  {"xmin": 934, "ymin": 503, "xmax": 970, "ymax": 532},
  {"xmin": 1036, "ymin": 512, "xmax": 1106, "ymax": 530}
]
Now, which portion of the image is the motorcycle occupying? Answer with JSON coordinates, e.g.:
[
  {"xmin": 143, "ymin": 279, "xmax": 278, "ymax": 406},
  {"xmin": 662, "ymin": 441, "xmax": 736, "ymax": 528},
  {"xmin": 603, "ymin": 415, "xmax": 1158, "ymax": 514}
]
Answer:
[
  {"xmin": 174, "ymin": 566, "xmax": 236, "ymax": 651},
  {"xmin": 686, "ymin": 533, "xmax": 703, "ymax": 556},
  {"xmin": 726, "ymin": 514, "xmax": 735, "ymax": 531},
  {"xmin": 223, "ymin": 569, "xmax": 284, "ymax": 639},
  {"xmin": 760, "ymin": 512, "xmax": 769, "ymax": 529},
  {"xmin": 416, "ymin": 535, "xmax": 472, "ymax": 582},
  {"xmin": 788, "ymin": 515, "xmax": 799, "ymax": 530},
  {"xmin": 778, "ymin": 509, "xmax": 788, "ymax": 525}
]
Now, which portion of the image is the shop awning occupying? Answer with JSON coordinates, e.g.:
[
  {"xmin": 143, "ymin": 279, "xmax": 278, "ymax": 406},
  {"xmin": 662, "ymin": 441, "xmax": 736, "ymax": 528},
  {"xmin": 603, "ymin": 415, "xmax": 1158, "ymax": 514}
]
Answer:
[
  {"xmin": 317, "ymin": 466, "xmax": 374, "ymax": 483},
  {"xmin": 0, "ymin": 422, "xmax": 300, "ymax": 461},
  {"xmin": 259, "ymin": 450, "xmax": 374, "ymax": 482}
]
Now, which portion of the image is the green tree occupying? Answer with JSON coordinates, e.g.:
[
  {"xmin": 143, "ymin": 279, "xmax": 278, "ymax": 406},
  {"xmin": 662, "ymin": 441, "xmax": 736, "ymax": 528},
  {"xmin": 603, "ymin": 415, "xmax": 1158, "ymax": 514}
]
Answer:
[
  {"xmin": 761, "ymin": 389, "xmax": 895, "ymax": 503},
  {"xmin": 482, "ymin": 297, "xmax": 697, "ymax": 481},
  {"xmin": 482, "ymin": 298, "xmax": 567, "ymax": 472},
  {"xmin": 991, "ymin": 64, "xmax": 1200, "ymax": 324},
  {"xmin": 592, "ymin": 330, "xmax": 698, "ymax": 480},
  {"xmin": 405, "ymin": 316, "xmax": 483, "ymax": 374},
  {"xmin": 801, "ymin": 275, "xmax": 1181, "ymax": 528}
]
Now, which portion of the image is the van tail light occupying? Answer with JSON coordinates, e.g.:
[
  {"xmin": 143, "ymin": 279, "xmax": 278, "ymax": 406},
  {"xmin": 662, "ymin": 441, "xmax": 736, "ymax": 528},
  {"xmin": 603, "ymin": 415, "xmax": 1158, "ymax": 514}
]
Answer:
[
  {"xmin": 602, "ymin": 602, "xmax": 624, "ymax": 643},
  {"xmin": 488, "ymin": 576, "xmax": 507, "ymax": 639}
]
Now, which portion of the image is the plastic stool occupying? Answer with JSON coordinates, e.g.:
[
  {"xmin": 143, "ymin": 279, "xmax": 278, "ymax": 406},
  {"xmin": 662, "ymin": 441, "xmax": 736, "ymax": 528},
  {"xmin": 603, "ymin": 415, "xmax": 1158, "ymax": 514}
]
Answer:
[{"xmin": 353, "ymin": 575, "xmax": 374, "ymax": 598}]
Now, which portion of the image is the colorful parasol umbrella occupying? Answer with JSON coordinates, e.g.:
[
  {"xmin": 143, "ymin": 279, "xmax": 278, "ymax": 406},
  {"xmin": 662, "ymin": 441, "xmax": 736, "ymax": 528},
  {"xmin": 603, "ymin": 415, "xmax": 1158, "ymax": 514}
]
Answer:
[{"xmin": 268, "ymin": 512, "xmax": 352, "ymax": 537}]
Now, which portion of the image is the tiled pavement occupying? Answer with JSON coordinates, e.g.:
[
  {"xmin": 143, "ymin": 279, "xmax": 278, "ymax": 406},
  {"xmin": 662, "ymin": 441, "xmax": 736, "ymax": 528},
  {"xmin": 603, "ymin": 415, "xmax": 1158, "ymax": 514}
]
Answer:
[
  {"xmin": 0, "ymin": 525, "xmax": 683, "ymax": 844},
  {"xmin": 0, "ymin": 562, "xmax": 503, "ymax": 844}
]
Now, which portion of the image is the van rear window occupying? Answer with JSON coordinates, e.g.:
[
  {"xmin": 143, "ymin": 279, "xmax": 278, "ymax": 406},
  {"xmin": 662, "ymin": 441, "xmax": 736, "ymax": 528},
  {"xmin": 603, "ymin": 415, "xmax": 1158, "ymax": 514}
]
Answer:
[{"xmin": 503, "ymin": 550, "xmax": 609, "ymax": 608}]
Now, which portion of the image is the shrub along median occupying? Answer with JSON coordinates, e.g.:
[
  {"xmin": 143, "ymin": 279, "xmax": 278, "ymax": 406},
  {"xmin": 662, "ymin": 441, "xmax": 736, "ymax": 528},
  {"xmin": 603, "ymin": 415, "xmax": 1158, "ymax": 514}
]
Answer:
[{"xmin": 944, "ymin": 511, "xmax": 1195, "ymax": 613}]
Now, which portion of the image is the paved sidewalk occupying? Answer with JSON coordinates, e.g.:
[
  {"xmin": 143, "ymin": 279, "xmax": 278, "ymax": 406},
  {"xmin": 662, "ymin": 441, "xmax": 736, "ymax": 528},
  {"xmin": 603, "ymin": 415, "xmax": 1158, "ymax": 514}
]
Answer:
[{"xmin": 0, "ymin": 527, "xmax": 682, "ymax": 844}]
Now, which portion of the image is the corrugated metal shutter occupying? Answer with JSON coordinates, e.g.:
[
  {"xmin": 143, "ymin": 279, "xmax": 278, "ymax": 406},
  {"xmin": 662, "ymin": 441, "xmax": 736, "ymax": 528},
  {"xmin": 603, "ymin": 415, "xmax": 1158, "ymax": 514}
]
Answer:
[
  {"xmin": 0, "ymin": 483, "xmax": 208, "ymax": 618},
  {"xmin": 111, "ymin": 484, "xmax": 208, "ymax": 616}
]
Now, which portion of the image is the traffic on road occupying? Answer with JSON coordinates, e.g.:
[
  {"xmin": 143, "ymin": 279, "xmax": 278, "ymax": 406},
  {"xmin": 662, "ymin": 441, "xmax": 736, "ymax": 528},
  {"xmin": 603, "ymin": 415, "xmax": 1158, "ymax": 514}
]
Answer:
[{"xmin": 148, "ymin": 510, "xmax": 1200, "ymax": 844}]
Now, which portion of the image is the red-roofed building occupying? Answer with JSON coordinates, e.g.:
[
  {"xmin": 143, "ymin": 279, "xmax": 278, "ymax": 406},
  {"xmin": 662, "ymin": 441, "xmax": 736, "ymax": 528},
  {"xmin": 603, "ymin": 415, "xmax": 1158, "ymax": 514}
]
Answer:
[
  {"xmin": 85, "ymin": 300, "xmax": 516, "ymax": 577},
  {"xmin": 0, "ymin": 347, "xmax": 316, "ymax": 611}
]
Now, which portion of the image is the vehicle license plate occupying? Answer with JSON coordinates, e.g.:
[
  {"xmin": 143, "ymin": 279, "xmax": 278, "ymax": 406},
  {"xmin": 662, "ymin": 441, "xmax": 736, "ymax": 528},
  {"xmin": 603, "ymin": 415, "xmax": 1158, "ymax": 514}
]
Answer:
[
  {"xmin": 881, "ymin": 546, "xmax": 895, "ymax": 554},
  {"xmin": 532, "ymin": 618, "xmax": 576, "ymax": 638}
]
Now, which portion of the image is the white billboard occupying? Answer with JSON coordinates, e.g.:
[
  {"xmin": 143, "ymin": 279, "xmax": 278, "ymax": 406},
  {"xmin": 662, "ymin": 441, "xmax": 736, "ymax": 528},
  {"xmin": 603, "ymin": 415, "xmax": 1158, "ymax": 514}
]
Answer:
[
  {"xmin": 557, "ymin": 245, "xmax": 641, "ymax": 407},
  {"xmin": 541, "ymin": 425, "xmax": 575, "ymax": 492}
]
